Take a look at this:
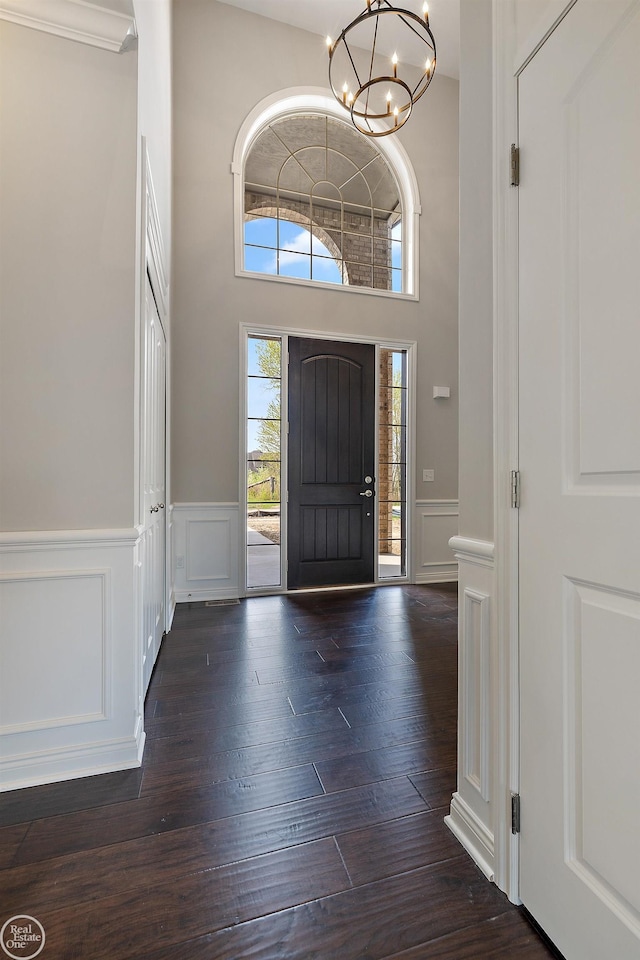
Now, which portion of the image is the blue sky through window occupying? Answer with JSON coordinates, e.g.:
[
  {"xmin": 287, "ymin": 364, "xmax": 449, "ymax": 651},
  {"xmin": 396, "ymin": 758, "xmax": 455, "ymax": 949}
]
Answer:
[{"xmin": 245, "ymin": 218, "xmax": 342, "ymax": 285}]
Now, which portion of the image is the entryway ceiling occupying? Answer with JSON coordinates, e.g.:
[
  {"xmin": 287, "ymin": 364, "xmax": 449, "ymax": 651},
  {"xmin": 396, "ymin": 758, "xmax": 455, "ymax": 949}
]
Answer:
[{"xmin": 217, "ymin": 0, "xmax": 460, "ymax": 80}]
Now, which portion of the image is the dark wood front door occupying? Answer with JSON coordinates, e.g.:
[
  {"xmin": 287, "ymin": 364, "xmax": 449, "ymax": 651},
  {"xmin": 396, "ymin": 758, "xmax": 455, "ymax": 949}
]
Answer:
[{"xmin": 288, "ymin": 337, "xmax": 375, "ymax": 589}]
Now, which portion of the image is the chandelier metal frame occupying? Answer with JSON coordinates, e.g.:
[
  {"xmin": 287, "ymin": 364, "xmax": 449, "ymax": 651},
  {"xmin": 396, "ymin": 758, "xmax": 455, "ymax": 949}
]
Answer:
[{"xmin": 327, "ymin": 0, "xmax": 437, "ymax": 137}]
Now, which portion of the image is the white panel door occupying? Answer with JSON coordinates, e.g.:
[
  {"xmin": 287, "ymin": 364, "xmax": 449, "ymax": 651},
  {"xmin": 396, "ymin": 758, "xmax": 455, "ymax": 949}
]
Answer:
[
  {"xmin": 141, "ymin": 275, "xmax": 167, "ymax": 694},
  {"xmin": 518, "ymin": 1, "xmax": 640, "ymax": 957}
]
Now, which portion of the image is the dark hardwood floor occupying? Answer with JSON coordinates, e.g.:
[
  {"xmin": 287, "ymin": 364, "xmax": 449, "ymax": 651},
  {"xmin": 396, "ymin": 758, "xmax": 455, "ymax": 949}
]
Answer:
[{"xmin": 0, "ymin": 584, "xmax": 557, "ymax": 959}]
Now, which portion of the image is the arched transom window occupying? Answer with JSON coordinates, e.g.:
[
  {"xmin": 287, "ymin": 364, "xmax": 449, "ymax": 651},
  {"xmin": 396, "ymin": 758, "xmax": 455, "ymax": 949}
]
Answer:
[{"xmin": 243, "ymin": 113, "xmax": 404, "ymax": 293}]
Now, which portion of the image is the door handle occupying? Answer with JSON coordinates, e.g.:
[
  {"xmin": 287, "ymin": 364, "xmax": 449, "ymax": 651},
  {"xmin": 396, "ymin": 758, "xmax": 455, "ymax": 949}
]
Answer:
[
  {"xmin": 359, "ymin": 490, "xmax": 373, "ymax": 498},
  {"xmin": 150, "ymin": 505, "xmax": 159, "ymax": 513}
]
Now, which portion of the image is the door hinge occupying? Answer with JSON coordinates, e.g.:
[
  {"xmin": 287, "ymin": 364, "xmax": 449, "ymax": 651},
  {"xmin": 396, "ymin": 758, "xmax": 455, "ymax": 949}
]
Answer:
[
  {"xmin": 510, "ymin": 470, "xmax": 520, "ymax": 508},
  {"xmin": 511, "ymin": 792, "xmax": 521, "ymax": 835},
  {"xmin": 510, "ymin": 144, "xmax": 520, "ymax": 186}
]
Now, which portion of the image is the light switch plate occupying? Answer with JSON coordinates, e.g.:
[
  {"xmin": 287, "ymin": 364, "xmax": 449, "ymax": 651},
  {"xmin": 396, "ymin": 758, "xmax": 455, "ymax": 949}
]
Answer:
[{"xmin": 423, "ymin": 469, "xmax": 435, "ymax": 482}]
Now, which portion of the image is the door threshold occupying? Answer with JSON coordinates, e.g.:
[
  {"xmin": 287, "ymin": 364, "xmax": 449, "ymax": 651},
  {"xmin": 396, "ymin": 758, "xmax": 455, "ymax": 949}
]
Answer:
[{"xmin": 247, "ymin": 579, "xmax": 410, "ymax": 597}]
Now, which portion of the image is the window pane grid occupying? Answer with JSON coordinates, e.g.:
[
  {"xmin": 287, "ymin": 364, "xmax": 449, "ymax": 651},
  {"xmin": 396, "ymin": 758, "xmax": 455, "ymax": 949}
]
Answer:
[
  {"xmin": 244, "ymin": 114, "xmax": 403, "ymax": 293},
  {"xmin": 247, "ymin": 337, "xmax": 282, "ymax": 588},
  {"xmin": 378, "ymin": 348, "xmax": 407, "ymax": 580}
]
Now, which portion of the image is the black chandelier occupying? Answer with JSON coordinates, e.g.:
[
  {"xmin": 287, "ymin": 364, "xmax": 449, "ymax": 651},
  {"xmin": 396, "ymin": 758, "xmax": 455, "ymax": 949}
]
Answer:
[{"xmin": 327, "ymin": 0, "xmax": 436, "ymax": 137}]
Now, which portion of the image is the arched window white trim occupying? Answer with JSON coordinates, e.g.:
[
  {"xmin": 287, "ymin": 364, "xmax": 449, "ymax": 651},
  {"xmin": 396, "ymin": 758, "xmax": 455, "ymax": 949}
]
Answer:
[{"xmin": 232, "ymin": 87, "xmax": 421, "ymax": 300}]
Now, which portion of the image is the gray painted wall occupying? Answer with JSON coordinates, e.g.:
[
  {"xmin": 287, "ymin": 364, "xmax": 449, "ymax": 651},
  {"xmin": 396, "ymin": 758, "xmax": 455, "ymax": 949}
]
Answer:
[
  {"xmin": 457, "ymin": 0, "xmax": 494, "ymax": 542},
  {"xmin": 171, "ymin": 0, "xmax": 460, "ymax": 508},
  {"xmin": 0, "ymin": 22, "xmax": 138, "ymax": 532}
]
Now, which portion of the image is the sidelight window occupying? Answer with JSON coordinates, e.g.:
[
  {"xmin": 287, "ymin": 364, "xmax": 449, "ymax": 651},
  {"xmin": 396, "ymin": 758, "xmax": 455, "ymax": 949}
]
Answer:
[
  {"xmin": 378, "ymin": 348, "xmax": 408, "ymax": 579},
  {"xmin": 246, "ymin": 335, "xmax": 282, "ymax": 589}
]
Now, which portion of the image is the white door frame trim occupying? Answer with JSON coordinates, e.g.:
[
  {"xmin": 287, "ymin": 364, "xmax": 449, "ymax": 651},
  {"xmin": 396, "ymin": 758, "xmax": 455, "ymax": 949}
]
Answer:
[
  {"xmin": 492, "ymin": 0, "xmax": 578, "ymax": 904},
  {"xmin": 239, "ymin": 322, "xmax": 417, "ymax": 596}
]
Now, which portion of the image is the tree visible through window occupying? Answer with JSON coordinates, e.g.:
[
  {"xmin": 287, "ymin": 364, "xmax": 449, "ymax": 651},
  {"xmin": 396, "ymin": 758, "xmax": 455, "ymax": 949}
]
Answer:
[{"xmin": 243, "ymin": 114, "xmax": 403, "ymax": 293}]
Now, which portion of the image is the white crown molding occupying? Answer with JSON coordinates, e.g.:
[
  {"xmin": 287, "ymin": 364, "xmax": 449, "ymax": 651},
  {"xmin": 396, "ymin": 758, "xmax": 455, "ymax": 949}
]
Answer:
[{"xmin": 0, "ymin": 0, "xmax": 136, "ymax": 53}]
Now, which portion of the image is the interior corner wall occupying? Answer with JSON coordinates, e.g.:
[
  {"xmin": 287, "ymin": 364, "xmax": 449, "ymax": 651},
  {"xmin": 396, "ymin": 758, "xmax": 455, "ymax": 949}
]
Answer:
[
  {"xmin": 171, "ymin": 0, "xmax": 459, "ymax": 542},
  {"xmin": 0, "ymin": 21, "xmax": 138, "ymax": 533},
  {"xmin": 457, "ymin": 0, "xmax": 494, "ymax": 543}
]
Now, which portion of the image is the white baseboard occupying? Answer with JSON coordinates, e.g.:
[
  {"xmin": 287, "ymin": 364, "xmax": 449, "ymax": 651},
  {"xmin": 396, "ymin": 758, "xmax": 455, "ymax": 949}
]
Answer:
[
  {"xmin": 174, "ymin": 585, "xmax": 240, "ymax": 603},
  {"xmin": 0, "ymin": 730, "xmax": 145, "ymax": 792},
  {"xmin": 415, "ymin": 563, "xmax": 458, "ymax": 584},
  {"xmin": 167, "ymin": 591, "xmax": 177, "ymax": 628},
  {"xmin": 445, "ymin": 791, "xmax": 495, "ymax": 881}
]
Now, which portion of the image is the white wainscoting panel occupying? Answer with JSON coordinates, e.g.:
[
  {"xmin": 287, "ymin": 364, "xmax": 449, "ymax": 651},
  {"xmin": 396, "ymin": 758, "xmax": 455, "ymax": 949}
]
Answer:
[
  {"xmin": 0, "ymin": 529, "xmax": 144, "ymax": 791},
  {"xmin": 1, "ymin": 570, "xmax": 108, "ymax": 734},
  {"xmin": 445, "ymin": 535, "xmax": 496, "ymax": 881},
  {"xmin": 414, "ymin": 500, "xmax": 459, "ymax": 583},
  {"xmin": 462, "ymin": 588, "xmax": 491, "ymax": 801},
  {"xmin": 172, "ymin": 503, "xmax": 240, "ymax": 602}
]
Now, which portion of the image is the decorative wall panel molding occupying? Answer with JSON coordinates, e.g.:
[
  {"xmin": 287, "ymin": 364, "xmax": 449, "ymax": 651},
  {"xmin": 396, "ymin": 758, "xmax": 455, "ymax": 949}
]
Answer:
[
  {"xmin": 0, "ymin": 0, "xmax": 136, "ymax": 53},
  {"xmin": 0, "ymin": 529, "xmax": 144, "ymax": 791},
  {"xmin": 172, "ymin": 503, "xmax": 240, "ymax": 602},
  {"xmin": 414, "ymin": 500, "xmax": 458, "ymax": 583},
  {"xmin": 446, "ymin": 535, "xmax": 495, "ymax": 881},
  {"xmin": 462, "ymin": 588, "xmax": 490, "ymax": 800},
  {"xmin": 0, "ymin": 569, "xmax": 109, "ymax": 735}
]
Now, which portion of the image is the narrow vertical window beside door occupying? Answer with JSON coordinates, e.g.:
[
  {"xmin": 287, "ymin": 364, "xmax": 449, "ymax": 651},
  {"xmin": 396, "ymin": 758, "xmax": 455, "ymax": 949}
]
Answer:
[
  {"xmin": 378, "ymin": 349, "xmax": 407, "ymax": 579},
  {"xmin": 247, "ymin": 336, "xmax": 282, "ymax": 588}
]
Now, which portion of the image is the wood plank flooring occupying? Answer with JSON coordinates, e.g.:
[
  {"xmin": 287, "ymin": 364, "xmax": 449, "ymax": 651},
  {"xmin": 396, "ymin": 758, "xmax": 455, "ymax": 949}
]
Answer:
[{"xmin": 0, "ymin": 584, "xmax": 558, "ymax": 959}]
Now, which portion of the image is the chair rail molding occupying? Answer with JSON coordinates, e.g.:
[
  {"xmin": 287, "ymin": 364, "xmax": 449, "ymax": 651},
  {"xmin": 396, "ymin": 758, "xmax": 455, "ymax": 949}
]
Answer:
[
  {"xmin": 449, "ymin": 535, "xmax": 495, "ymax": 567},
  {"xmin": 0, "ymin": 528, "xmax": 144, "ymax": 791},
  {"xmin": 0, "ymin": 0, "xmax": 136, "ymax": 52}
]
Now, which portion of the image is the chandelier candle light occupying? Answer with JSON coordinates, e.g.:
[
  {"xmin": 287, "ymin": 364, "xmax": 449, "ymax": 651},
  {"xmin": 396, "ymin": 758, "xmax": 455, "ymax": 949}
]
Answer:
[{"xmin": 326, "ymin": 0, "xmax": 436, "ymax": 137}]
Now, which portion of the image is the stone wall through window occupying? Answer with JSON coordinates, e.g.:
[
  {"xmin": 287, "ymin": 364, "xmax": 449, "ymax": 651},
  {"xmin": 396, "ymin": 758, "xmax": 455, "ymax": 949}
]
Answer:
[{"xmin": 243, "ymin": 114, "xmax": 402, "ymax": 292}]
